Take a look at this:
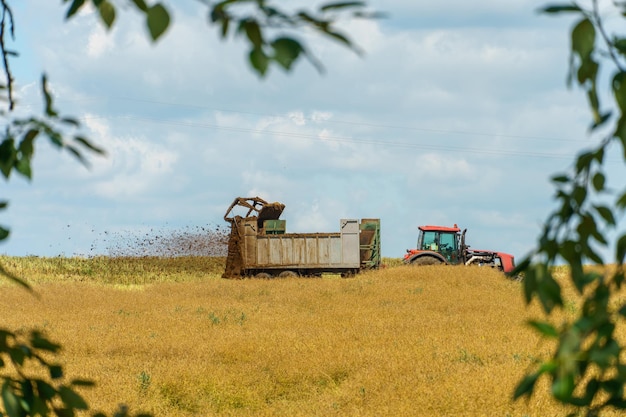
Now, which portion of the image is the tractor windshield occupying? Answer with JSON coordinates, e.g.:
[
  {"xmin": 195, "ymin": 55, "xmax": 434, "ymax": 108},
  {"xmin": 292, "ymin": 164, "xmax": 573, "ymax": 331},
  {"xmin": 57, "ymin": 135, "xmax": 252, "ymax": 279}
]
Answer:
[
  {"xmin": 419, "ymin": 231, "xmax": 438, "ymax": 251},
  {"xmin": 439, "ymin": 232, "xmax": 458, "ymax": 252},
  {"xmin": 418, "ymin": 230, "xmax": 458, "ymax": 253}
]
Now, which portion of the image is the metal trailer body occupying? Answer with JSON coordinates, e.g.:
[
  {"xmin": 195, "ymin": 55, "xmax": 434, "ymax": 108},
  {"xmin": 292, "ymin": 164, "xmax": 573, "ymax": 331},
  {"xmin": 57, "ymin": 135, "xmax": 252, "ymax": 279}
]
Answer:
[
  {"xmin": 222, "ymin": 197, "xmax": 380, "ymax": 278},
  {"xmin": 243, "ymin": 218, "xmax": 362, "ymax": 275}
]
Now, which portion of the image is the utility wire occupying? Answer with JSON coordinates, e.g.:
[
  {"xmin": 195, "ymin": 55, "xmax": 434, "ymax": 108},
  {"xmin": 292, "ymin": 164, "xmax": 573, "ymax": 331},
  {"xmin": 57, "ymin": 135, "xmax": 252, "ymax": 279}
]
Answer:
[
  {"xmin": 80, "ymin": 113, "xmax": 604, "ymax": 161},
  {"xmin": 53, "ymin": 94, "xmax": 588, "ymax": 143}
]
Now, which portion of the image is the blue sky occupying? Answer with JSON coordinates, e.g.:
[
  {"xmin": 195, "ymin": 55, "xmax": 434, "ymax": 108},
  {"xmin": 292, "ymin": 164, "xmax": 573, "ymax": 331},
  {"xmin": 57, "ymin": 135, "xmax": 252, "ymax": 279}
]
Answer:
[{"xmin": 2, "ymin": 1, "xmax": 624, "ymax": 260}]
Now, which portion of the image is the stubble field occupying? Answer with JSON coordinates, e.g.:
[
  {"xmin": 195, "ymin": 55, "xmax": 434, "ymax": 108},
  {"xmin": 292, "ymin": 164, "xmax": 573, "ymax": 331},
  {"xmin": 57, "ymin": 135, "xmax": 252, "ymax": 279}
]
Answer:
[{"xmin": 0, "ymin": 256, "xmax": 620, "ymax": 416}]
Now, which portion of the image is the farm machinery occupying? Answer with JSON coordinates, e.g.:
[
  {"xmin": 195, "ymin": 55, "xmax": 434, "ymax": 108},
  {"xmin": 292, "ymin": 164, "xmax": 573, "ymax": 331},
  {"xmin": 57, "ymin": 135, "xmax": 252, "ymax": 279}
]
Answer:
[
  {"xmin": 403, "ymin": 224, "xmax": 515, "ymax": 273},
  {"xmin": 222, "ymin": 196, "xmax": 381, "ymax": 279}
]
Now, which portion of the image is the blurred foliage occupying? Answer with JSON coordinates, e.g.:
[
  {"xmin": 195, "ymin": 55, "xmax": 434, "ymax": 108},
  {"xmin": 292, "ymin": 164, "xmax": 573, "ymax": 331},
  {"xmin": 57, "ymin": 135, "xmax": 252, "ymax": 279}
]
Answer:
[
  {"xmin": 0, "ymin": 1, "xmax": 375, "ymax": 415},
  {"xmin": 63, "ymin": 0, "xmax": 381, "ymax": 76},
  {"xmin": 0, "ymin": 329, "xmax": 93, "ymax": 417},
  {"xmin": 513, "ymin": 1, "xmax": 626, "ymax": 415}
]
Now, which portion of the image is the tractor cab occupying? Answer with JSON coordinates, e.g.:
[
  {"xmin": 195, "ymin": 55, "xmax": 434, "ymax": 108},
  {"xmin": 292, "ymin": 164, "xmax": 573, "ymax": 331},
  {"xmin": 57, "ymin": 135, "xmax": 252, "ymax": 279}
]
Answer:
[{"xmin": 405, "ymin": 224, "xmax": 466, "ymax": 265}]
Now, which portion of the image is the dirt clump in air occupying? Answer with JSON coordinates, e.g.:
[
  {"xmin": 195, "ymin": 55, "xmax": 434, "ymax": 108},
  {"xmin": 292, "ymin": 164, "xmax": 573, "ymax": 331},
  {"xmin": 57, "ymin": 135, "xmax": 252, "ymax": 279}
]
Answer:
[{"xmin": 96, "ymin": 225, "xmax": 229, "ymax": 258}]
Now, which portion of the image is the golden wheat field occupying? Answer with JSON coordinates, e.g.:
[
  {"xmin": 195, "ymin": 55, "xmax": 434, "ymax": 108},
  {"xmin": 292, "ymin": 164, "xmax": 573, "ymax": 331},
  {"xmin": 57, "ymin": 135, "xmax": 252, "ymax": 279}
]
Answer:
[{"xmin": 0, "ymin": 256, "xmax": 623, "ymax": 417}]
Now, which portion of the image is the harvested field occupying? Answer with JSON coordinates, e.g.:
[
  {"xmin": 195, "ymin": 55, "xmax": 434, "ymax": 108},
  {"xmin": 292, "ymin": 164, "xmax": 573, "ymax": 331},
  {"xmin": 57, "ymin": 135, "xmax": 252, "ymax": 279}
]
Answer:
[{"xmin": 1, "ymin": 258, "xmax": 623, "ymax": 416}]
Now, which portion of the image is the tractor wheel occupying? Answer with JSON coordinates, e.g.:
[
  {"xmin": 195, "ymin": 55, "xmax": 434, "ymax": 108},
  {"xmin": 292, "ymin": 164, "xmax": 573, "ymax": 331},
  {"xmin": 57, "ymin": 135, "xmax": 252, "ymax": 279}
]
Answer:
[
  {"xmin": 410, "ymin": 256, "xmax": 444, "ymax": 266},
  {"xmin": 255, "ymin": 272, "xmax": 273, "ymax": 279},
  {"xmin": 278, "ymin": 270, "xmax": 298, "ymax": 278}
]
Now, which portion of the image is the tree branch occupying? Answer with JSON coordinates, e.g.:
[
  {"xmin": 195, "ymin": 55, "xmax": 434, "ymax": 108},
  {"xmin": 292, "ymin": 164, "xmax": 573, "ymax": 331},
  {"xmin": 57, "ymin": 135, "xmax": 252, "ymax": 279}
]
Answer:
[{"xmin": 0, "ymin": 0, "xmax": 15, "ymax": 111}]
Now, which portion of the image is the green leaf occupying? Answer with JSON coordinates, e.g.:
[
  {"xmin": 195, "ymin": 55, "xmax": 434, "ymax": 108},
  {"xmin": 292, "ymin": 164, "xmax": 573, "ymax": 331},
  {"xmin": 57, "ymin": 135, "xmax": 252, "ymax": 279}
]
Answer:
[
  {"xmin": 572, "ymin": 185, "xmax": 587, "ymax": 207},
  {"xmin": 572, "ymin": 378, "xmax": 598, "ymax": 406},
  {"xmin": 617, "ymin": 190, "xmax": 626, "ymax": 209},
  {"xmin": 31, "ymin": 396, "xmax": 51, "ymax": 415},
  {"xmin": 65, "ymin": 144, "xmax": 87, "ymax": 166},
  {"xmin": 513, "ymin": 372, "xmax": 540, "ymax": 399},
  {"xmin": 60, "ymin": 117, "xmax": 80, "ymax": 127},
  {"xmin": 70, "ymin": 379, "xmax": 95, "ymax": 387},
  {"xmin": 15, "ymin": 157, "xmax": 32, "ymax": 179},
  {"xmin": 41, "ymin": 75, "xmax": 58, "ymax": 118},
  {"xmin": 35, "ymin": 380, "xmax": 57, "ymax": 401},
  {"xmin": 2, "ymin": 381, "xmax": 22, "ymax": 417},
  {"xmin": 31, "ymin": 332, "xmax": 61, "ymax": 353},
  {"xmin": 249, "ymin": 47, "xmax": 269, "ymax": 77},
  {"xmin": 589, "ymin": 339, "xmax": 620, "ymax": 369},
  {"xmin": 58, "ymin": 386, "xmax": 89, "ymax": 410},
  {"xmin": 591, "ymin": 172, "xmax": 605, "ymax": 191},
  {"xmin": 65, "ymin": 0, "xmax": 87, "ymax": 19},
  {"xmin": 271, "ymin": 37, "xmax": 303, "ymax": 70},
  {"xmin": 571, "ymin": 18, "xmax": 595, "ymax": 60},
  {"xmin": 219, "ymin": 17, "xmax": 230, "ymax": 38},
  {"xmin": 593, "ymin": 205, "xmax": 615, "ymax": 226},
  {"xmin": 617, "ymin": 234, "xmax": 626, "ymax": 264},
  {"xmin": 74, "ymin": 136, "xmax": 106, "ymax": 155},
  {"xmin": 528, "ymin": 320, "xmax": 559, "ymax": 338},
  {"xmin": 19, "ymin": 129, "xmax": 38, "ymax": 158},
  {"xmin": 551, "ymin": 174, "xmax": 570, "ymax": 183},
  {"xmin": 0, "ymin": 138, "xmax": 16, "ymax": 179},
  {"xmin": 131, "ymin": 0, "xmax": 148, "ymax": 12},
  {"xmin": 324, "ymin": 29, "xmax": 354, "ymax": 49},
  {"xmin": 537, "ymin": 272, "xmax": 563, "ymax": 314},
  {"xmin": 613, "ymin": 72, "xmax": 626, "ymax": 111},
  {"xmin": 614, "ymin": 38, "xmax": 626, "ymax": 55},
  {"xmin": 49, "ymin": 364, "xmax": 64, "ymax": 379},
  {"xmin": 614, "ymin": 116, "xmax": 626, "ymax": 161},
  {"xmin": 593, "ymin": 146, "xmax": 604, "ymax": 163},
  {"xmin": 522, "ymin": 263, "xmax": 537, "ymax": 304},
  {"xmin": 0, "ymin": 226, "xmax": 9, "ymax": 241},
  {"xmin": 571, "ymin": 271, "xmax": 597, "ymax": 294},
  {"xmin": 577, "ymin": 54, "xmax": 598, "ymax": 84},
  {"xmin": 552, "ymin": 373, "xmax": 575, "ymax": 402},
  {"xmin": 586, "ymin": 83, "xmax": 603, "ymax": 126},
  {"xmin": 320, "ymin": 2, "xmax": 365, "ymax": 12},
  {"xmin": 540, "ymin": 4, "xmax": 583, "ymax": 14},
  {"xmin": 242, "ymin": 19, "xmax": 263, "ymax": 47},
  {"xmin": 575, "ymin": 151, "xmax": 593, "ymax": 174},
  {"xmin": 98, "ymin": 1, "xmax": 116, "ymax": 29},
  {"xmin": 9, "ymin": 346, "xmax": 26, "ymax": 366},
  {"xmin": 147, "ymin": 4, "xmax": 170, "ymax": 41}
]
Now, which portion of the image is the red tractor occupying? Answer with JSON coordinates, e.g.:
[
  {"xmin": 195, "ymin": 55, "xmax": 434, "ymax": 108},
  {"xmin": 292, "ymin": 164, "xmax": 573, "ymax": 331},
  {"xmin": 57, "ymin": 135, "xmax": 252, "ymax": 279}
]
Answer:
[{"xmin": 403, "ymin": 224, "xmax": 515, "ymax": 273}]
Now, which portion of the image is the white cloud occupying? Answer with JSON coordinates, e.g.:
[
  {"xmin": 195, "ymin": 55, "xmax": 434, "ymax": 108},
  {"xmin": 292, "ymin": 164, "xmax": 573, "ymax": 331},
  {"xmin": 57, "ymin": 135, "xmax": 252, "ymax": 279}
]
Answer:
[
  {"xmin": 287, "ymin": 111, "xmax": 307, "ymax": 126},
  {"xmin": 86, "ymin": 26, "xmax": 114, "ymax": 58},
  {"xmin": 412, "ymin": 153, "xmax": 476, "ymax": 182}
]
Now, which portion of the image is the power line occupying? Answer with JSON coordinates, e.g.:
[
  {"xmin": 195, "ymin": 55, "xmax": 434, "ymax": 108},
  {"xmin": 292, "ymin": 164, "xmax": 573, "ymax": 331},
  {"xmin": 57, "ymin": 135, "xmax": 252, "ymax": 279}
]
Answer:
[
  {"xmin": 56, "ymin": 94, "xmax": 588, "ymax": 144},
  {"xmin": 80, "ymin": 114, "xmax": 599, "ymax": 161}
]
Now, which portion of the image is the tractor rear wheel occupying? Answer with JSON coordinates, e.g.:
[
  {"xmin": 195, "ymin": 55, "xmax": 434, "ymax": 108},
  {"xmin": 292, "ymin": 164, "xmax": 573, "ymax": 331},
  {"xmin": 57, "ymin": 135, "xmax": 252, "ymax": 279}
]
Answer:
[
  {"xmin": 278, "ymin": 270, "xmax": 298, "ymax": 278},
  {"xmin": 255, "ymin": 272, "xmax": 272, "ymax": 279},
  {"xmin": 410, "ymin": 256, "xmax": 444, "ymax": 266}
]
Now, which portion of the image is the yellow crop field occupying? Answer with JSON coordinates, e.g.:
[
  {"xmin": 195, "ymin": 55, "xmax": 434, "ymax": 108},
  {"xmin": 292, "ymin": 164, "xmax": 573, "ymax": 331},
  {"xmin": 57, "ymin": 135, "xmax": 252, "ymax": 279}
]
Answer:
[{"xmin": 0, "ymin": 256, "xmax": 623, "ymax": 416}]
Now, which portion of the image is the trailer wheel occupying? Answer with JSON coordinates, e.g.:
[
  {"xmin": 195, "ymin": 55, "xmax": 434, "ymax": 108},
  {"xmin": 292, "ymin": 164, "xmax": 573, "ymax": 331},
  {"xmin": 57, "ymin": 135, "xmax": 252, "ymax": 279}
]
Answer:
[
  {"xmin": 410, "ymin": 256, "xmax": 443, "ymax": 266},
  {"xmin": 278, "ymin": 270, "xmax": 298, "ymax": 278},
  {"xmin": 255, "ymin": 272, "xmax": 272, "ymax": 279}
]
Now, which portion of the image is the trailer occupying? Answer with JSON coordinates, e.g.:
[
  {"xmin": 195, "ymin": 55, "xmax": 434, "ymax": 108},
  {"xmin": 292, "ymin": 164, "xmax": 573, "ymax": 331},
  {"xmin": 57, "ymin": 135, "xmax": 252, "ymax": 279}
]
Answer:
[{"xmin": 222, "ymin": 197, "xmax": 381, "ymax": 279}]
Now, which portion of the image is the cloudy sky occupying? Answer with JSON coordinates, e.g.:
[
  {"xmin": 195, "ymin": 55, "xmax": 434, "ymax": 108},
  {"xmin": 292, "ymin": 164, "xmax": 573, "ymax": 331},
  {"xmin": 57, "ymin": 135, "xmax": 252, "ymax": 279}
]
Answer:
[{"xmin": 2, "ymin": 1, "xmax": 624, "ymax": 260}]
